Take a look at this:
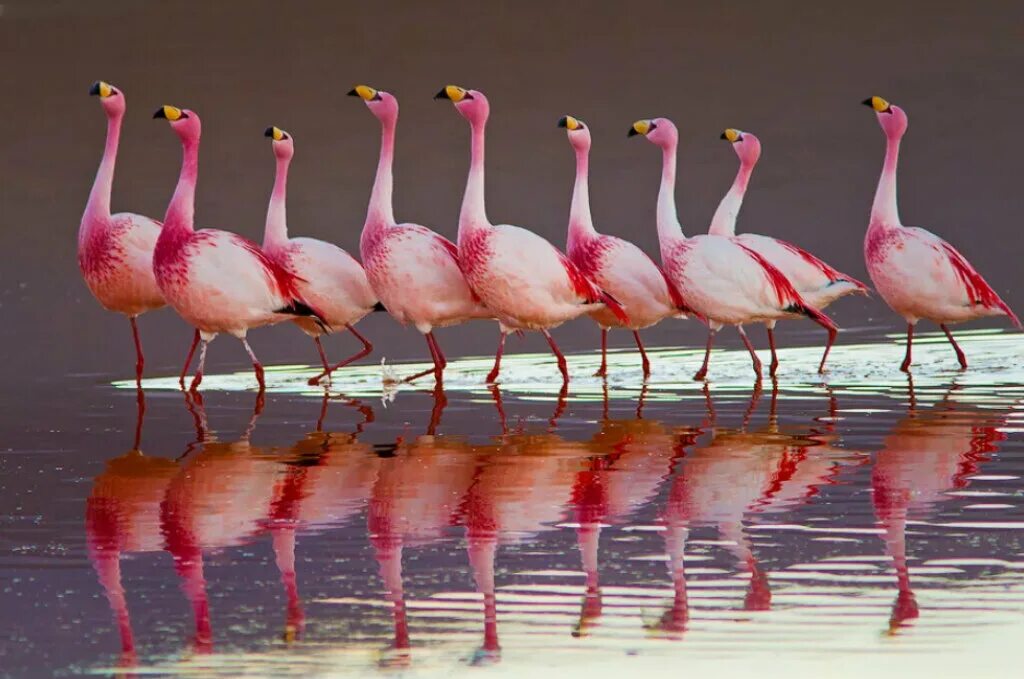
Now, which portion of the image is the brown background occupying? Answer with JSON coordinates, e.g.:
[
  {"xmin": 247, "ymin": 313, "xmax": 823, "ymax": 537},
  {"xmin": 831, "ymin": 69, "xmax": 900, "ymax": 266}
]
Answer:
[{"xmin": 1, "ymin": 0, "xmax": 1021, "ymax": 380}]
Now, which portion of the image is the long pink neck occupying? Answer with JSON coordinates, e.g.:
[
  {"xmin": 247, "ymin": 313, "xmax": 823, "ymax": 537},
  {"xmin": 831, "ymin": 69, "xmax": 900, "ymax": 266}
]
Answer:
[
  {"xmin": 263, "ymin": 154, "xmax": 290, "ymax": 249},
  {"xmin": 459, "ymin": 119, "xmax": 489, "ymax": 241},
  {"xmin": 657, "ymin": 142, "xmax": 686, "ymax": 246},
  {"xmin": 567, "ymin": 145, "xmax": 596, "ymax": 250},
  {"xmin": 708, "ymin": 159, "xmax": 753, "ymax": 236},
  {"xmin": 871, "ymin": 135, "xmax": 902, "ymax": 227},
  {"xmin": 164, "ymin": 134, "xmax": 199, "ymax": 233},
  {"xmin": 365, "ymin": 116, "xmax": 396, "ymax": 228},
  {"xmin": 84, "ymin": 112, "xmax": 123, "ymax": 224}
]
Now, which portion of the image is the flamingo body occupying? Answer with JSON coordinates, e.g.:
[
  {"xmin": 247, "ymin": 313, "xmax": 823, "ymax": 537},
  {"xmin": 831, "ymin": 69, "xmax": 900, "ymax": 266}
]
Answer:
[{"xmin": 80, "ymin": 211, "xmax": 165, "ymax": 315}]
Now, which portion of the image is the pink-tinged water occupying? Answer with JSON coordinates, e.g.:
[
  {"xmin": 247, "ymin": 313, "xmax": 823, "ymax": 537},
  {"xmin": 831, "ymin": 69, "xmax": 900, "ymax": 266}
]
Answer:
[{"xmin": 2, "ymin": 331, "xmax": 1023, "ymax": 677}]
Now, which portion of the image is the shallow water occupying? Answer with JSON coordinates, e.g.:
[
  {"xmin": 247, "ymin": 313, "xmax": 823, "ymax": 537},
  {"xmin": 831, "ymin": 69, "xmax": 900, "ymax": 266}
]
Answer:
[{"xmin": 2, "ymin": 330, "xmax": 1023, "ymax": 677}]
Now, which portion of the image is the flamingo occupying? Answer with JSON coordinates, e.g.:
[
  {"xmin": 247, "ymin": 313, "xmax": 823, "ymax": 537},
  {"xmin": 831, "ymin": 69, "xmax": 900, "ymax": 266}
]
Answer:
[
  {"xmin": 862, "ymin": 96, "xmax": 1019, "ymax": 371},
  {"xmin": 559, "ymin": 115, "xmax": 692, "ymax": 378},
  {"xmin": 349, "ymin": 85, "xmax": 493, "ymax": 384},
  {"xmin": 629, "ymin": 117, "xmax": 836, "ymax": 381},
  {"xmin": 261, "ymin": 126, "xmax": 381, "ymax": 386},
  {"xmin": 152, "ymin": 106, "xmax": 325, "ymax": 391},
  {"xmin": 437, "ymin": 86, "xmax": 628, "ymax": 384},
  {"xmin": 79, "ymin": 81, "xmax": 177, "ymax": 386},
  {"xmin": 711, "ymin": 129, "xmax": 869, "ymax": 375}
]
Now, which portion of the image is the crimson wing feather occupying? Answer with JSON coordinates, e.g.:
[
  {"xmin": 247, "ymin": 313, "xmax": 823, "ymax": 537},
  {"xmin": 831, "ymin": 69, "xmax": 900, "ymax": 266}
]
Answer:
[{"xmin": 939, "ymin": 241, "xmax": 1020, "ymax": 327}]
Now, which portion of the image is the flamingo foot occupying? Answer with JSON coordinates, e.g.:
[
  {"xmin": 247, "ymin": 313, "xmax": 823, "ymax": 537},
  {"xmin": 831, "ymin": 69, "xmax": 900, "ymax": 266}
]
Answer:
[
  {"xmin": 769, "ymin": 357, "xmax": 779, "ymax": 378},
  {"xmin": 692, "ymin": 368, "xmax": 708, "ymax": 382},
  {"xmin": 189, "ymin": 371, "xmax": 203, "ymax": 393},
  {"xmin": 593, "ymin": 366, "xmax": 607, "ymax": 378}
]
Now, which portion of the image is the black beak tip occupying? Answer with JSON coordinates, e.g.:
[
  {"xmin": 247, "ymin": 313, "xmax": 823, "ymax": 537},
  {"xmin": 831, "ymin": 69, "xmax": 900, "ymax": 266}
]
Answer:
[
  {"xmin": 627, "ymin": 128, "xmax": 639, "ymax": 137},
  {"xmin": 152, "ymin": 107, "xmax": 167, "ymax": 119},
  {"xmin": 89, "ymin": 81, "xmax": 102, "ymax": 96},
  {"xmin": 434, "ymin": 88, "xmax": 450, "ymax": 100},
  {"xmin": 347, "ymin": 88, "xmax": 359, "ymax": 97},
  {"xmin": 861, "ymin": 98, "xmax": 874, "ymax": 107},
  {"xmin": 720, "ymin": 132, "xmax": 729, "ymax": 139},
  {"xmin": 264, "ymin": 126, "xmax": 275, "ymax": 138},
  {"xmin": 557, "ymin": 116, "xmax": 568, "ymax": 128}
]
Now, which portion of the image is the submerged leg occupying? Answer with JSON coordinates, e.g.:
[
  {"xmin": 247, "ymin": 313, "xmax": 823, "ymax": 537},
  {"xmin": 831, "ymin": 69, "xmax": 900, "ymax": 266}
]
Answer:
[
  {"xmin": 189, "ymin": 340, "xmax": 209, "ymax": 393},
  {"xmin": 241, "ymin": 337, "xmax": 266, "ymax": 391},
  {"xmin": 633, "ymin": 330, "xmax": 651, "ymax": 378},
  {"xmin": 179, "ymin": 329, "xmax": 201, "ymax": 390},
  {"xmin": 594, "ymin": 329, "xmax": 608, "ymax": 377},
  {"xmin": 737, "ymin": 325, "xmax": 762, "ymax": 380},
  {"xmin": 308, "ymin": 325, "xmax": 374, "ymax": 385},
  {"xmin": 693, "ymin": 329, "xmax": 716, "ymax": 381},
  {"xmin": 129, "ymin": 316, "xmax": 144, "ymax": 387},
  {"xmin": 542, "ymin": 329, "xmax": 570, "ymax": 384},
  {"xmin": 766, "ymin": 324, "xmax": 779, "ymax": 377},
  {"xmin": 900, "ymin": 323, "xmax": 914, "ymax": 373},
  {"xmin": 404, "ymin": 332, "xmax": 443, "ymax": 383},
  {"xmin": 486, "ymin": 332, "xmax": 507, "ymax": 384},
  {"xmin": 940, "ymin": 323, "xmax": 967, "ymax": 370}
]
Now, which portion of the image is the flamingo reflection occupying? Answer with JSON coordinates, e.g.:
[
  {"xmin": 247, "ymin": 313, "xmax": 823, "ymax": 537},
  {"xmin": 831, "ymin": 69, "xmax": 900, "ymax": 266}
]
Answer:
[
  {"xmin": 656, "ymin": 385, "xmax": 853, "ymax": 635},
  {"xmin": 873, "ymin": 378, "xmax": 1010, "ymax": 634}
]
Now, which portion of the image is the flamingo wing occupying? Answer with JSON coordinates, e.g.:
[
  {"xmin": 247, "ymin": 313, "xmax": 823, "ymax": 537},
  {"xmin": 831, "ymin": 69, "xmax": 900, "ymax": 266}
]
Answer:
[
  {"xmin": 773, "ymin": 239, "xmax": 869, "ymax": 292},
  {"xmin": 736, "ymin": 243, "xmax": 836, "ymax": 331},
  {"xmin": 933, "ymin": 237, "xmax": 1020, "ymax": 328},
  {"xmin": 557, "ymin": 250, "xmax": 629, "ymax": 325},
  {"xmin": 231, "ymin": 234, "xmax": 328, "ymax": 328}
]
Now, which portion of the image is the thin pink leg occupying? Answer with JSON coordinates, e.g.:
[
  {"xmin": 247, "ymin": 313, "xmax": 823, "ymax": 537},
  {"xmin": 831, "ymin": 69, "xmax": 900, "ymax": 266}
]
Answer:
[
  {"xmin": 129, "ymin": 316, "xmax": 144, "ymax": 386},
  {"xmin": 486, "ymin": 332, "xmax": 507, "ymax": 384},
  {"xmin": 737, "ymin": 325, "xmax": 763, "ymax": 380},
  {"xmin": 308, "ymin": 325, "xmax": 374, "ymax": 385},
  {"xmin": 940, "ymin": 323, "xmax": 967, "ymax": 370},
  {"xmin": 179, "ymin": 329, "xmax": 200, "ymax": 390},
  {"xmin": 542, "ymin": 329, "xmax": 570, "ymax": 384},
  {"xmin": 241, "ymin": 337, "xmax": 266, "ymax": 391},
  {"xmin": 594, "ymin": 329, "xmax": 608, "ymax": 377},
  {"xmin": 632, "ymin": 330, "xmax": 650, "ymax": 378},
  {"xmin": 693, "ymin": 330, "xmax": 715, "ymax": 381},
  {"xmin": 817, "ymin": 323, "xmax": 837, "ymax": 374},
  {"xmin": 766, "ymin": 326, "xmax": 779, "ymax": 377},
  {"xmin": 404, "ymin": 332, "xmax": 443, "ymax": 383},
  {"xmin": 489, "ymin": 384, "xmax": 509, "ymax": 434},
  {"xmin": 431, "ymin": 332, "xmax": 448, "ymax": 372},
  {"xmin": 900, "ymin": 323, "xmax": 914, "ymax": 373},
  {"xmin": 188, "ymin": 340, "xmax": 208, "ymax": 393}
]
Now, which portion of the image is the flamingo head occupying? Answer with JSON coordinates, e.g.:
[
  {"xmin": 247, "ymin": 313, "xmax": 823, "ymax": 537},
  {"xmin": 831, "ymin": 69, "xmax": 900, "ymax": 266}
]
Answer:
[
  {"xmin": 264, "ymin": 126, "xmax": 294, "ymax": 160},
  {"xmin": 435, "ymin": 85, "xmax": 489, "ymax": 125},
  {"xmin": 90, "ymin": 80, "xmax": 125, "ymax": 117},
  {"xmin": 348, "ymin": 85, "xmax": 398, "ymax": 123},
  {"xmin": 721, "ymin": 128, "xmax": 761, "ymax": 167},
  {"xmin": 628, "ymin": 117, "xmax": 678, "ymax": 149},
  {"xmin": 558, "ymin": 115, "xmax": 591, "ymax": 152},
  {"xmin": 863, "ymin": 96, "xmax": 908, "ymax": 139},
  {"xmin": 153, "ymin": 105, "xmax": 201, "ymax": 142}
]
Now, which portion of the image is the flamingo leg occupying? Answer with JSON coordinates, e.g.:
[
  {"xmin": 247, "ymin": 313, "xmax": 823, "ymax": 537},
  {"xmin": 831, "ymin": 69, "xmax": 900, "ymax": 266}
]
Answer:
[
  {"xmin": 179, "ymin": 329, "xmax": 201, "ymax": 390},
  {"xmin": 594, "ymin": 329, "xmax": 608, "ymax": 377},
  {"xmin": 313, "ymin": 336, "xmax": 330, "ymax": 376},
  {"xmin": 431, "ymin": 332, "xmax": 448, "ymax": 372},
  {"xmin": 486, "ymin": 332, "xmax": 507, "ymax": 384},
  {"xmin": 189, "ymin": 340, "xmax": 208, "ymax": 392},
  {"xmin": 489, "ymin": 384, "xmax": 509, "ymax": 434},
  {"xmin": 693, "ymin": 329, "xmax": 716, "ymax": 381},
  {"xmin": 632, "ymin": 330, "xmax": 651, "ymax": 378},
  {"xmin": 900, "ymin": 323, "xmax": 914, "ymax": 373},
  {"xmin": 542, "ymin": 329, "xmax": 570, "ymax": 384},
  {"xmin": 737, "ymin": 325, "xmax": 762, "ymax": 379},
  {"xmin": 129, "ymin": 316, "xmax": 144, "ymax": 386},
  {"xmin": 940, "ymin": 323, "xmax": 967, "ymax": 370},
  {"xmin": 403, "ymin": 332, "xmax": 443, "ymax": 383},
  {"xmin": 817, "ymin": 323, "xmax": 837, "ymax": 375},
  {"xmin": 309, "ymin": 325, "xmax": 374, "ymax": 386},
  {"xmin": 766, "ymin": 325, "xmax": 779, "ymax": 377},
  {"xmin": 241, "ymin": 337, "xmax": 266, "ymax": 391},
  {"xmin": 426, "ymin": 381, "xmax": 448, "ymax": 436}
]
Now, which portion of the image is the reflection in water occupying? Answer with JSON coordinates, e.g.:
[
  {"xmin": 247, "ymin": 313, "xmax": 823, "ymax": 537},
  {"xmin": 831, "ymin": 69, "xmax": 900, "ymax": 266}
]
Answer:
[
  {"xmin": 872, "ymin": 378, "xmax": 1011, "ymax": 634},
  {"xmin": 79, "ymin": 374, "xmax": 1024, "ymax": 675}
]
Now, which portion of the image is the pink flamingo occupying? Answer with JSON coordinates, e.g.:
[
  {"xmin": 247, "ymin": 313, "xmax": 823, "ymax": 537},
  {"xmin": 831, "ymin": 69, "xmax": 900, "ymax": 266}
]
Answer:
[
  {"xmin": 262, "ymin": 126, "xmax": 381, "ymax": 386},
  {"xmin": 559, "ymin": 115, "xmax": 692, "ymax": 378},
  {"xmin": 711, "ymin": 129, "xmax": 868, "ymax": 375},
  {"xmin": 79, "ymin": 81, "xmax": 174, "ymax": 386},
  {"xmin": 349, "ymin": 85, "xmax": 493, "ymax": 384},
  {"xmin": 152, "ymin": 106, "xmax": 325, "ymax": 391},
  {"xmin": 437, "ymin": 86, "xmax": 628, "ymax": 385},
  {"xmin": 630, "ymin": 118, "xmax": 836, "ymax": 381},
  {"xmin": 862, "ymin": 96, "xmax": 1019, "ymax": 371}
]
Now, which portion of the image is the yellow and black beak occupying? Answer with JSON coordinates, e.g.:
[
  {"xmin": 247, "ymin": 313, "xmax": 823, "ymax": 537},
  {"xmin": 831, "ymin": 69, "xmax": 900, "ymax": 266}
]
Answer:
[
  {"xmin": 264, "ymin": 126, "xmax": 287, "ymax": 141},
  {"xmin": 348, "ymin": 85, "xmax": 381, "ymax": 101},
  {"xmin": 628, "ymin": 120, "xmax": 654, "ymax": 137},
  {"xmin": 721, "ymin": 128, "xmax": 742, "ymax": 142},
  {"xmin": 862, "ymin": 96, "xmax": 892, "ymax": 113},
  {"xmin": 90, "ymin": 81, "xmax": 113, "ymax": 98},
  {"xmin": 434, "ymin": 85, "xmax": 471, "ymax": 102},
  {"xmin": 153, "ymin": 105, "xmax": 184, "ymax": 121},
  {"xmin": 558, "ymin": 115, "xmax": 584, "ymax": 130}
]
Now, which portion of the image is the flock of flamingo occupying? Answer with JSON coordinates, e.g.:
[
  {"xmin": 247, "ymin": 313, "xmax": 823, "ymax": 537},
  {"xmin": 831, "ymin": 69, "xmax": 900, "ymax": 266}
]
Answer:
[{"xmin": 79, "ymin": 82, "xmax": 1019, "ymax": 391}]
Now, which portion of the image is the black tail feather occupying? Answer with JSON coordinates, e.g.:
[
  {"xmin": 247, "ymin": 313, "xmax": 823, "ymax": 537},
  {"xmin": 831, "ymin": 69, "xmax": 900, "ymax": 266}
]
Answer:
[
  {"xmin": 277, "ymin": 300, "xmax": 331, "ymax": 333},
  {"xmin": 373, "ymin": 301, "xmax": 387, "ymax": 313}
]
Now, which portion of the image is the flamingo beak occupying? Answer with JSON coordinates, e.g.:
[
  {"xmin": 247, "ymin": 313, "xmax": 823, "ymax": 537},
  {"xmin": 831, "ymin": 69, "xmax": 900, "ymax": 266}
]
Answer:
[
  {"xmin": 89, "ymin": 81, "xmax": 113, "ymax": 98},
  {"xmin": 265, "ymin": 126, "xmax": 286, "ymax": 141},
  {"xmin": 559, "ymin": 115, "xmax": 582, "ymax": 131},
  {"xmin": 628, "ymin": 120, "xmax": 653, "ymax": 137},
  {"xmin": 435, "ymin": 85, "xmax": 470, "ymax": 102},
  {"xmin": 721, "ymin": 128, "xmax": 742, "ymax": 142},
  {"xmin": 862, "ymin": 96, "xmax": 892, "ymax": 113},
  {"xmin": 349, "ymin": 85, "xmax": 381, "ymax": 101},
  {"xmin": 153, "ymin": 105, "xmax": 184, "ymax": 121}
]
